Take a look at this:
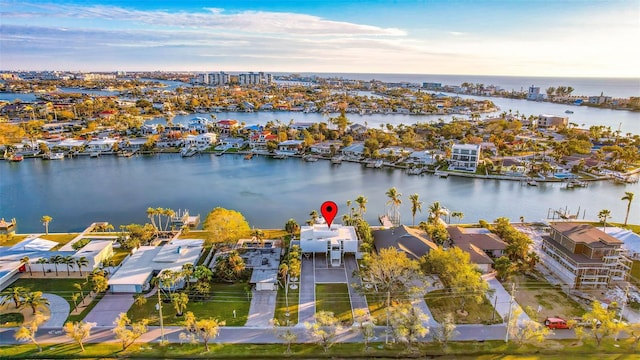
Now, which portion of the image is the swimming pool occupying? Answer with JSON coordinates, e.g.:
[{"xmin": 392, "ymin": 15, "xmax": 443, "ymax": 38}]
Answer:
[{"xmin": 554, "ymin": 173, "xmax": 577, "ymax": 179}]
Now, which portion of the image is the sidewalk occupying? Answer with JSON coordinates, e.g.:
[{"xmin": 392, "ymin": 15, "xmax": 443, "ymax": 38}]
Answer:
[{"xmin": 483, "ymin": 273, "xmax": 530, "ymax": 324}]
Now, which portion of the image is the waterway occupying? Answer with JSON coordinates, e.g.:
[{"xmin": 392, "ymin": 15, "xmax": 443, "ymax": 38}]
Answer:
[{"xmin": 1, "ymin": 154, "xmax": 638, "ymax": 233}]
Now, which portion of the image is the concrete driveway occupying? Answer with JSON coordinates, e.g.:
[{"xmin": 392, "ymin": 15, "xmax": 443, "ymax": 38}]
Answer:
[
  {"xmin": 245, "ymin": 290, "xmax": 277, "ymax": 327},
  {"xmin": 83, "ymin": 294, "xmax": 135, "ymax": 326},
  {"xmin": 42, "ymin": 293, "xmax": 70, "ymax": 328}
]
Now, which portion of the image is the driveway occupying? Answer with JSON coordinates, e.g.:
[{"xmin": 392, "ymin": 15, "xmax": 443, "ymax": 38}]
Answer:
[
  {"xmin": 83, "ymin": 294, "xmax": 135, "ymax": 326},
  {"xmin": 297, "ymin": 254, "xmax": 315, "ymax": 326},
  {"xmin": 245, "ymin": 290, "xmax": 277, "ymax": 327},
  {"xmin": 483, "ymin": 273, "xmax": 530, "ymax": 324},
  {"xmin": 42, "ymin": 293, "xmax": 69, "ymax": 328}
]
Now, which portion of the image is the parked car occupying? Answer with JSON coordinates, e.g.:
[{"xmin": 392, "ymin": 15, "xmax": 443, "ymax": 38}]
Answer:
[
  {"xmin": 544, "ymin": 317, "xmax": 570, "ymax": 329},
  {"xmin": 571, "ymin": 317, "xmax": 602, "ymax": 328}
]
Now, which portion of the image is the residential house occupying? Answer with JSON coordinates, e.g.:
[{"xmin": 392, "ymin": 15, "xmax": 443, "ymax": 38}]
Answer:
[
  {"xmin": 449, "ymin": 143, "xmax": 481, "ymax": 172},
  {"xmin": 538, "ymin": 114, "xmax": 568, "ymax": 130},
  {"xmin": 446, "ymin": 227, "xmax": 507, "ymax": 273},
  {"xmin": 215, "ymin": 137, "xmax": 246, "ymax": 150},
  {"xmin": 373, "ymin": 225, "xmax": 438, "ymax": 261},
  {"xmin": 540, "ymin": 222, "xmax": 631, "ymax": 289},
  {"xmin": 277, "ymin": 140, "xmax": 304, "ymax": 154},
  {"xmin": 310, "ymin": 141, "xmax": 342, "ymax": 156},
  {"xmin": 214, "ymin": 119, "xmax": 240, "ymax": 135},
  {"xmin": 299, "ymin": 224, "xmax": 359, "ymax": 267},
  {"xmin": 85, "ymin": 138, "xmax": 118, "ymax": 152},
  {"xmin": 250, "ymin": 131, "xmax": 278, "ymax": 151},
  {"xmin": 341, "ymin": 142, "xmax": 365, "ymax": 159},
  {"xmin": 188, "ymin": 117, "xmax": 212, "ymax": 134},
  {"xmin": 406, "ymin": 150, "xmax": 437, "ymax": 166}
]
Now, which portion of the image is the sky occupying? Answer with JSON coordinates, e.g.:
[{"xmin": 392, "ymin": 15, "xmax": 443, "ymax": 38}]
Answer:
[{"xmin": 1, "ymin": 0, "xmax": 639, "ymax": 77}]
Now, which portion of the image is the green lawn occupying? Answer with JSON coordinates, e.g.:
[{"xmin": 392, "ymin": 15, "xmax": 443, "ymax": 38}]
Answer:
[
  {"xmin": 0, "ymin": 234, "xmax": 28, "ymax": 246},
  {"xmin": 0, "ymin": 312, "xmax": 23, "ymax": 327},
  {"xmin": 273, "ymin": 285, "xmax": 299, "ymax": 326},
  {"xmin": 365, "ymin": 292, "xmax": 389, "ymax": 325},
  {"xmin": 10, "ymin": 278, "xmax": 91, "ymax": 307},
  {"xmin": 425, "ymin": 289, "xmax": 501, "ymax": 324},
  {"xmin": 128, "ymin": 283, "xmax": 251, "ymax": 326},
  {"xmin": 1, "ymin": 338, "xmax": 638, "ymax": 359},
  {"xmin": 630, "ymin": 260, "xmax": 640, "ymax": 287},
  {"xmin": 110, "ymin": 247, "xmax": 130, "ymax": 266},
  {"xmin": 40, "ymin": 233, "xmax": 80, "ymax": 248},
  {"xmin": 316, "ymin": 283, "xmax": 353, "ymax": 324}
]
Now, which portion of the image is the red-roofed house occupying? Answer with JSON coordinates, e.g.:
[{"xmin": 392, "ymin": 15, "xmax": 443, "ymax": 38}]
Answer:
[
  {"xmin": 250, "ymin": 131, "xmax": 278, "ymax": 150},
  {"xmin": 214, "ymin": 119, "xmax": 240, "ymax": 135}
]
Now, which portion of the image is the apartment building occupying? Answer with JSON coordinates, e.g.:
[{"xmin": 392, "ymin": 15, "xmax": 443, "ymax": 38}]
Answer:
[{"xmin": 540, "ymin": 222, "xmax": 631, "ymax": 289}]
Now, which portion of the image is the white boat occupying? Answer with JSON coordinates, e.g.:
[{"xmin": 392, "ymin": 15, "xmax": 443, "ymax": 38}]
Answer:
[
  {"xmin": 330, "ymin": 155, "xmax": 343, "ymax": 164},
  {"xmin": 407, "ymin": 168, "xmax": 423, "ymax": 175},
  {"xmin": 44, "ymin": 152, "xmax": 65, "ymax": 160},
  {"xmin": 273, "ymin": 153, "xmax": 289, "ymax": 159},
  {"xmin": 303, "ymin": 154, "xmax": 319, "ymax": 162},
  {"xmin": 565, "ymin": 110, "xmax": 574, "ymax": 114},
  {"xmin": 89, "ymin": 151, "xmax": 100, "ymax": 158},
  {"xmin": 118, "ymin": 150, "xmax": 135, "ymax": 158},
  {"xmin": 181, "ymin": 147, "xmax": 198, "ymax": 157}
]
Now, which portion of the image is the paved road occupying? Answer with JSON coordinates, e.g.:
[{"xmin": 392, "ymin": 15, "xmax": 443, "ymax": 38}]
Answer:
[
  {"xmin": 343, "ymin": 255, "xmax": 370, "ymax": 319},
  {"xmin": 83, "ymin": 294, "xmax": 135, "ymax": 326},
  {"xmin": 41, "ymin": 294, "xmax": 69, "ymax": 328}
]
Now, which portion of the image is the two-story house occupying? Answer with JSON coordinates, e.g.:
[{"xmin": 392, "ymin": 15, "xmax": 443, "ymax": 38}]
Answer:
[
  {"xmin": 449, "ymin": 143, "xmax": 481, "ymax": 172},
  {"xmin": 540, "ymin": 222, "xmax": 631, "ymax": 289}
]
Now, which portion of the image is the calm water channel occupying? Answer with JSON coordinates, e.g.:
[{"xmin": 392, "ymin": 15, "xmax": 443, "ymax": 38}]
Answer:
[{"xmin": 1, "ymin": 154, "xmax": 638, "ymax": 233}]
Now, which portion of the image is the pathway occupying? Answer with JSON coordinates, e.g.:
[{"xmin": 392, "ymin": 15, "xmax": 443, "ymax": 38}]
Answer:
[
  {"xmin": 41, "ymin": 294, "xmax": 69, "ymax": 328},
  {"xmin": 297, "ymin": 254, "xmax": 315, "ymax": 326},
  {"xmin": 83, "ymin": 294, "xmax": 135, "ymax": 326},
  {"xmin": 483, "ymin": 273, "xmax": 531, "ymax": 324},
  {"xmin": 343, "ymin": 255, "xmax": 370, "ymax": 319},
  {"xmin": 245, "ymin": 290, "xmax": 277, "ymax": 327}
]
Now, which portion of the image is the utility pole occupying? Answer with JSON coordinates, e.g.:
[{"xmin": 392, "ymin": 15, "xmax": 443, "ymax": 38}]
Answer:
[
  {"xmin": 504, "ymin": 283, "xmax": 516, "ymax": 343},
  {"xmin": 156, "ymin": 285, "xmax": 165, "ymax": 344}
]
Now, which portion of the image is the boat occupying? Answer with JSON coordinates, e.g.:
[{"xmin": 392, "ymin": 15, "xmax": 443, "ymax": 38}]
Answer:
[
  {"xmin": 117, "ymin": 150, "xmax": 135, "ymax": 158},
  {"xmin": 303, "ymin": 154, "xmax": 319, "ymax": 162},
  {"xmin": 46, "ymin": 152, "xmax": 65, "ymax": 160},
  {"xmin": 8, "ymin": 154, "xmax": 23, "ymax": 162},
  {"xmin": 435, "ymin": 171, "xmax": 449, "ymax": 178},
  {"xmin": 330, "ymin": 155, "xmax": 343, "ymax": 164},
  {"xmin": 527, "ymin": 180, "xmax": 538, "ymax": 186},
  {"xmin": 89, "ymin": 151, "xmax": 101, "ymax": 158},
  {"xmin": 180, "ymin": 147, "xmax": 198, "ymax": 157},
  {"xmin": 244, "ymin": 153, "xmax": 254, "ymax": 160},
  {"xmin": 407, "ymin": 167, "xmax": 423, "ymax": 175},
  {"xmin": 565, "ymin": 179, "xmax": 588, "ymax": 188},
  {"xmin": 565, "ymin": 110, "xmax": 574, "ymax": 114},
  {"xmin": 273, "ymin": 153, "xmax": 289, "ymax": 159}
]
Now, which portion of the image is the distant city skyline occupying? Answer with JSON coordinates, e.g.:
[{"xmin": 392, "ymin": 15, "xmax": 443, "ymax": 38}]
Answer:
[{"xmin": 1, "ymin": 0, "xmax": 639, "ymax": 78}]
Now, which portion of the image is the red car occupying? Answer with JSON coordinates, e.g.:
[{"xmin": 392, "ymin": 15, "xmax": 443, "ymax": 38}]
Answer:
[{"xmin": 544, "ymin": 317, "xmax": 570, "ymax": 329}]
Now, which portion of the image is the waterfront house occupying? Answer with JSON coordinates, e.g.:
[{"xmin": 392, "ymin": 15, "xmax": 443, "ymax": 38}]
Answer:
[
  {"xmin": 449, "ymin": 143, "xmax": 481, "ymax": 172},
  {"xmin": 214, "ymin": 119, "xmax": 240, "ymax": 135},
  {"xmin": 277, "ymin": 139, "xmax": 304, "ymax": 154},
  {"xmin": 108, "ymin": 239, "xmax": 204, "ymax": 293},
  {"xmin": 85, "ymin": 138, "xmax": 118, "ymax": 152},
  {"xmin": 216, "ymin": 137, "xmax": 246, "ymax": 150},
  {"xmin": 310, "ymin": 141, "xmax": 342, "ymax": 156},
  {"xmin": 188, "ymin": 117, "xmax": 212, "ymax": 134},
  {"xmin": 299, "ymin": 224, "xmax": 359, "ymax": 267},
  {"xmin": 250, "ymin": 131, "xmax": 278, "ymax": 151},
  {"xmin": 406, "ymin": 150, "xmax": 437, "ymax": 166},
  {"xmin": 234, "ymin": 239, "xmax": 283, "ymax": 291},
  {"xmin": 341, "ymin": 142, "xmax": 365, "ymax": 159},
  {"xmin": 446, "ymin": 226, "xmax": 507, "ymax": 273},
  {"xmin": 290, "ymin": 122, "xmax": 315, "ymax": 131},
  {"xmin": 540, "ymin": 222, "xmax": 631, "ymax": 289},
  {"xmin": 373, "ymin": 225, "xmax": 438, "ymax": 261},
  {"xmin": 185, "ymin": 133, "xmax": 217, "ymax": 150}
]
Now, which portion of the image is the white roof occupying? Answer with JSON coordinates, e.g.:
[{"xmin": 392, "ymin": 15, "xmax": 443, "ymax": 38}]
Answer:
[
  {"xmin": 74, "ymin": 240, "xmax": 111, "ymax": 258},
  {"xmin": 9, "ymin": 237, "xmax": 58, "ymax": 251},
  {"xmin": 300, "ymin": 224, "xmax": 358, "ymax": 242},
  {"xmin": 250, "ymin": 269, "xmax": 277, "ymax": 284},
  {"xmin": 603, "ymin": 227, "xmax": 640, "ymax": 255},
  {"xmin": 108, "ymin": 246, "xmax": 159, "ymax": 286}
]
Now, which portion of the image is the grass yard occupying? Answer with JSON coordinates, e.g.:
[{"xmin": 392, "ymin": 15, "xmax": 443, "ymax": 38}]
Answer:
[
  {"xmin": 630, "ymin": 260, "xmax": 640, "ymax": 287},
  {"xmin": 178, "ymin": 230, "xmax": 207, "ymax": 239},
  {"xmin": 0, "ymin": 234, "xmax": 28, "ymax": 246},
  {"xmin": 40, "ymin": 233, "xmax": 80, "ymax": 249},
  {"xmin": 0, "ymin": 312, "xmax": 24, "ymax": 327},
  {"xmin": 273, "ymin": 285, "xmax": 299, "ymax": 326},
  {"xmin": 425, "ymin": 289, "xmax": 502, "ymax": 324},
  {"xmin": 10, "ymin": 278, "xmax": 92, "ymax": 316},
  {"xmin": 316, "ymin": 283, "xmax": 353, "ymax": 324},
  {"xmin": 504, "ymin": 274, "xmax": 585, "ymax": 321},
  {"xmin": 110, "ymin": 247, "xmax": 131, "ymax": 266},
  {"xmin": 365, "ymin": 292, "xmax": 388, "ymax": 325},
  {"xmin": 2, "ymin": 338, "xmax": 638, "ymax": 359},
  {"xmin": 128, "ymin": 283, "xmax": 251, "ymax": 326}
]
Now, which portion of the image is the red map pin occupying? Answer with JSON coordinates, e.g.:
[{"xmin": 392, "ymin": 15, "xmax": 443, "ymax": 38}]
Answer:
[{"xmin": 320, "ymin": 201, "xmax": 338, "ymax": 228}]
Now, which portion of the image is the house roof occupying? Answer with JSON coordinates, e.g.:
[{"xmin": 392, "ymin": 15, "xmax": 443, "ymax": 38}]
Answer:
[
  {"xmin": 550, "ymin": 222, "xmax": 623, "ymax": 246},
  {"xmin": 447, "ymin": 226, "xmax": 507, "ymax": 251},
  {"xmin": 373, "ymin": 225, "xmax": 438, "ymax": 260}
]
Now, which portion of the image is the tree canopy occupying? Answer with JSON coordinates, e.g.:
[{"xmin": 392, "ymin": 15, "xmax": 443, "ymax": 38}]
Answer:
[{"xmin": 203, "ymin": 207, "xmax": 251, "ymax": 245}]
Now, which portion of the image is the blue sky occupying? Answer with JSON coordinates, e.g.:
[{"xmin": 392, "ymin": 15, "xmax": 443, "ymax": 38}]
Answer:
[{"xmin": 1, "ymin": 0, "xmax": 639, "ymax": 77}]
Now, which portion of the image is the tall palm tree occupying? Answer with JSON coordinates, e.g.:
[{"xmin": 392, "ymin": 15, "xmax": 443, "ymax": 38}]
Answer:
[
  {"xmin": 385, "ymin": 187, "xmax": 402, "ymax": 226},
  {"xmin": 20, "ymin": 256, "xmax": 32, "ymax": 276},
  {"xmin": 621, "ymin": 192, "xmax": 635, "ymax": 226},
  {"xmin": 428, "ymin": 201, "xmax": 447, "ymax": 224},
  {"xmin": 146, "ymin": 207, "xmax": 158, "ymax": 230},
  {"xmin": 63, "ymin": 255, "xmax": 74, "ymax": 276},
  {"xmin": 598, "ymin": 209, "xmax": 611, "ymax": 231},
  {"xmin": 308, "ymin": 210, "xmax": 319, "ymax": 225},
  {"xmin": 49, "ymin": 255, "xmax": 62, "ymax": 276},
  {"xmin": 75, "ymin": 257, "xmax": 89, "ymax": 277},
  {"xmin": 1, "ymin": 286, "xmax": 28, "ymax": 308},
  {"xmin": 452, "ymin": 211, "xmax": 465, "ymax": 224},
  {"xmin": 36, "ymin": 258, "xmax": 48, "ymax": 276},
  {"xmin": 251, "ymin": 228, "xmax": 265, "ymax": 247},
  {"xmin": 41, "ymin": 215, "xmax": 52, "ymax": 235},
  {"xmin": 409, "ymin": 193, "xmax": 423, "ymax": 226},
  {"xmin": 279, "ymin": 263, "xmax": 290, "ymax": 308},
  {"xmin": 355, "ymin": 195, "xmax": 368, "ymax": 216},
  {"xmin": 74, "ymin": 283, "xmax": 85, "ymax": 300}
]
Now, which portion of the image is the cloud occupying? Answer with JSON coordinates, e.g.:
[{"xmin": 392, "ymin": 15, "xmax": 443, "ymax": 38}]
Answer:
[{"xmin": 1, "ymin": 2, "xmax": 406, "ymax": 36}]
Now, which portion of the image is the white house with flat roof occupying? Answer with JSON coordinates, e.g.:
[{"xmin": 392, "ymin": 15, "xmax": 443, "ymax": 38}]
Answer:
[
  {"xmin": 108, "ymin": 239, "xmax": 204, "ymax": 293},
  {"xmin": 449, "ymin": 143, "xmax": 481, "ymax": 172},
  {"xmin": 299, "ymin": 224, "xmax": 359, "ymax": 267}
]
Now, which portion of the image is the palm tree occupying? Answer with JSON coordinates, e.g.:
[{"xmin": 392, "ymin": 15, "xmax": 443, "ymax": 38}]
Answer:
[
  {"xmin": 452, "ymin": 211, "xmax": 465, "ymax": 223},
  {"xmin": 171, "ymin": 292, "xmax": 189, "ymax": 316},
  {"xmin": 308, "ymin": 210, "xmax": 319, "ymax": 225},
  {"xmin": 1, "ymin": 286, "xmax": 28, "ymax": 308},
  {"xmin": 49, "ymin": 255, "xmax": 62, "ymax": 276},
  {"xmin": 63, "ymin": 255, "xmax": 74, "ymax": 276},
  {"xmin": 409, "ymin": 193, "xmax": 423, "ymax": 226},
  {"xmin": 146, "ymin": 207, "xmax": 158, "ymax": 230},
  {"xmin": 251, "ymin": 228, "xmax": 265, "ymax": 247},
  {"xmin": 355, "ymin": 195, "xmax": 368, "ymax": 216},
  {"xmin": 621, "ymin": 192, "xmax": 634, "ymax": 226},
  {"xmin": 385, "ymin": 187, "xmax": 402, "ymax": 226},
  {"xmin": 181, "ymin": 263, "xmax": 195, "ymax": 292},
  {"xmin": 36, "ymin": 258, "xmax": 48, "ymax": 276},
  {"xmin": 41, "ymin": 215, "xmax": 52, "ymax": 235},
  {"xmin": 22, "ymin": 291, "xmax": 50, "ymax": 315},
  {"xmin": 74, "ymin": 283, "xmax": 85, "ymax": 301},
  {"xmin": 285, "ymin": 219, "xmax": 299, "ymax": 237},
  {"xmin": 598, "ymin": 209, "xmax": 611, "ymax": 231},
  {"xmin": 20, "ymin": 256, "xmax": 32, "ymax": 276},
  {"xmin": 75, "ymin": 257, "xmax": 89, "ymax": 277},
  {"xmin": 428, "ymin": 201, "xmax": 447, "ymax": 224}
]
